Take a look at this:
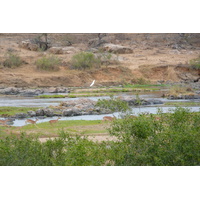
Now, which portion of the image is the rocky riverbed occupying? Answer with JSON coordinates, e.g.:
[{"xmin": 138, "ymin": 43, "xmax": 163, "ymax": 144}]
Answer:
[{"xmin": 3, "ymin": 97, "xmax": 164, "ymax": 120}]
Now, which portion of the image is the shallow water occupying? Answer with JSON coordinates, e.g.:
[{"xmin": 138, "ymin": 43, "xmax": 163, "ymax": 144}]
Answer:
[
  {"xmin": 0, "ymin": 92, "xmax": 199, "ymax": 127},
  {"xmin": 4, "ymin": 106, "xmax": 199, "ymax": 127}
]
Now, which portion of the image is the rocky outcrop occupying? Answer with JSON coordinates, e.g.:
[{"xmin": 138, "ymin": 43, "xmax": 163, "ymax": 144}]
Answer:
[
  {"xmin": 167, "ymin": 94, "xmax": 200, "ymax": 100},
  {"xmin": 119, "ymin": 96, "xmax": 163, "ymax": 106},
  {"xmin": 48, "ymin": 46, "xmax": 79, "ymax": 54},
  {"xmin": 100, "ymin": 43, "xmax": 133, "ymax": 54},
  {"xmin": 10, "ymin": 97, "xmax": 165, "ymax": 119},
  {"xmin": 0, "ymin": 87, "xmax": 70, "ymax": 96}
]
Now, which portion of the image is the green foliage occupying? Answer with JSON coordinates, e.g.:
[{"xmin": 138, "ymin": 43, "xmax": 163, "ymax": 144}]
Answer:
[
  {"xmin": 189, "ymin": 57, "xmax": 200, "ymax": 69},
  {"xmin": 109, "ymin": 107, "xmax": 200, "ymax": 165},
  {"xmin": 0, "ymin": 106, "xmax": 40, "ymax": 117},
  {"xmin": 0, "ymin": 132, "xmax": 111, "ymax": 166},
  {"xmin": 3, "ymin": 53, "xmax": 23, "ymax": 68},
  {"xmin": 37, "ymin": 94, "xmax": 66, "ymax": 99},
  {"xmin": 71, "ymin": 52, "xmax": 101, "ymax": 70},
  {"xmin": 95, "ymin": 96, "xmax": 131, "ymax": 113},
  {"xmin": 36, "ymin": 55, "xmax": 61, "ymax": 71},
  {"xmin": 0, "ymin": 108, "xmax": 199, "ymax": 166}
]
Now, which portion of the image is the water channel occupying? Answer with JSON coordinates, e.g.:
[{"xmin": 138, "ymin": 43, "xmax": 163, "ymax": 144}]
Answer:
[{"xmin": 0, "ymin": 91, "xmax": 200, "ymax": 127}]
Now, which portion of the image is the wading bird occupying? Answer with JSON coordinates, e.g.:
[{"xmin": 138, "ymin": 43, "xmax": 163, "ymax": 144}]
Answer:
[{"xmin": 90, "ymin": 80, "xmax": 95, "ymax": 87}]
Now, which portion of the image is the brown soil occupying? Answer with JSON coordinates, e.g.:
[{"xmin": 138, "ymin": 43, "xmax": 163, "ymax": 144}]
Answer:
[{"xmin": 0, "ymin": 33, "xmax": 200, "ymax": 88}]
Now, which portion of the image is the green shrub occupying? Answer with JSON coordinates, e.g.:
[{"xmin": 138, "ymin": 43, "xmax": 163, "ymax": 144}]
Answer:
[
  {"xmin": 3, "ymin": 53, "xmax": 23, "ymax": 68},
  {"xmin": 36, "ymin": 55, "xmax": 61, "ymax": 71},
  {"xmin": 95, "ymin": 95, "xmax": 131, "ymax": 114},
  {"xmin": 109, "ymin": 107, "xmax": 200, "ymax": 166},
  {"xmin": 71, "ymin": 52, "xmax": 101, "ymax": 70},
  {"xmin": 189, "ymin": 57, "xmax": 200, "ymax": 69}
]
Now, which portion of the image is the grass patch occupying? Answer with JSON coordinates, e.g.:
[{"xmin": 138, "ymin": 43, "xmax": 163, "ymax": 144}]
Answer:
[
  {"xmin": 168, "ymin": 85, "xmax": 194, "ymax": 96},
  {"xmin": 36, "ymin": 55, "xmax": 61, "ymax": 71},
  {"xmin": 3, "ymin": 53, "xmax": 23, "ymax": 68},
  {"xmin": 71, "ymin": 52, "xmax": 101, "ymax": 70},
  {"xmin": 164, "ymin": 102, "xmax": 200, "ymax": 106},
  {"xmin": 0, "ymin": 107, "xmax": 40, "ymax": 117},
  {"xmin": 189, "ymin": 57, "xmax": 200, "ymax": 69},
  {"xmin": 37, "ymin": 94, "xmax": 66, "ymax": 98}
]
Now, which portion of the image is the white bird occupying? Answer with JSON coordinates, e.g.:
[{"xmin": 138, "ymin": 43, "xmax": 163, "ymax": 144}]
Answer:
[{"xmin": 90, "ymin": 80, "xmax": 95, "ymax": 87}]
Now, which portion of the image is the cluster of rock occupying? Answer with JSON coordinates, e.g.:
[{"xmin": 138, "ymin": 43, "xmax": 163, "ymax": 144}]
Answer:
[
  {"xmin": 0, "ymin": 87, "xmax": 69, "ymax": 97},
  {"xmin": 119, "ymin": 96, "xmax": 163, "ymax": 106},
  {"xmin": 14, "ymin": 99, "xmax": 112, "ymax": 119},
  {"xmin": 12, "ymin": 97, "xmax": 164, "ymax": 119},
  {"xmin": 166, "ymin": 94, "xmax": 200, "ymax": 100},
  {"xmin": 19, "ymin": 39, "xmax": 49, "ymax": 51}
]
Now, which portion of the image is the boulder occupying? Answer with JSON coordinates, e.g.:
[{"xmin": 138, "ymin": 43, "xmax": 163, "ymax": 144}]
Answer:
[
  {"xmin": 15, "ymin": 113, "xmax": 29, "ymax": 119},
  {"xmin": 62, "ymin": 47, "xmax": 78, "ymax": 54},
  {"xmin": 43, "ymin": 108, "xmax": 54, "ymax": 117},
  {"xmin": 48, "ymin": 47, "xmax": 63, "ymax": 54},
  {"xmin": 0, "ymin": 87, "xmax": 20, "ymax": 95},
  {"xmin": 101, "ymin": 43, "xmax": 133, "ymax": 54},
  {"xmin": 36, "ymin": 109, "xmax": 45, "ymax": 116},
  {"xmin": 19, "ymin": 40, "xmax": 39, "ymax": 51},
  {"xmin": 27, "ymin": 111, "xmax": 36, "ymax": 117},
  {"xmin": 62, "ymin": 108, "xmax": 80, "ymax": 116}
]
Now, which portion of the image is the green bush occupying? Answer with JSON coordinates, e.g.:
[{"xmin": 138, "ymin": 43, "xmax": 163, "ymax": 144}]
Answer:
[
  {"xmin": 189, "ymin": 57, "xmax": 200, "ymax": 69},
  {"xmin": 3, "ymin": 53, "xmax": 23, "ymax": 68},
  {"xmin": 71, "ymin": 52, "xmax": 101, "ymax": 70},
  {"xmin": 36, "ymin": 55, "xmax": 61, "ymax": 71},
  {"xmin": 109, "ymin": 107, "xmax": 200, "ymax": 165}
]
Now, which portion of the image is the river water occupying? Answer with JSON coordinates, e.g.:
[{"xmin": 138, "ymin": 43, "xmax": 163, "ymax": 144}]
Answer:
[{"xmin": 0, "ymin": 91, "xmax": 199, "ymax": 127}]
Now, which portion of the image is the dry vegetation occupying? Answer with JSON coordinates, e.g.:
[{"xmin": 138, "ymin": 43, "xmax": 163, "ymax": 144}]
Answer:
[{"xmin": 0, "ymin": 33, "xmax": 200, "ymax": 88}]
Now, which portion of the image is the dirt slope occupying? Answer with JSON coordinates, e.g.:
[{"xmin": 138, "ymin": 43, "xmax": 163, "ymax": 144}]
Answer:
[{"xmin": 0, "ymin": 33, "xmax": 199, "ymax": 88}]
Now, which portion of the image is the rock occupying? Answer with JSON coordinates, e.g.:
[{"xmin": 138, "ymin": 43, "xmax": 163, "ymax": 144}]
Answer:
[
  {"xmin": 0, "ymin": 87, "xmax": 20, "ymax": 95},
  {"xmin": 47, "ymin": 87, "xmax": 68, "ymax": 93},
  {"xmin": 27, "ymin": 111, "xmax": 36, "ymax": 117},
  {"xmin": 100, "ymin": 43, "xmax": 133, "ymax": 54},
  {"xmin": 43, "ymin": 108, "xmax": 54, "ymax": 117},
  {"xmin": 62, "ymin": 47, "xmax": 78, "ymax": 54},
  {"xmin": 20, "ymin": 89, "xmax": 43, "ymax": 97},
  {"xmin": 119, "ymin": 96, "xmax": 163, "ymax": 106},
  {"xmin": 36, "ymin": 109, "xmax": 45, "ymax": 116},
  {"xmin": 48, "ymin": 47, "xmax": 63, "ymax": 54},
  {"xmin": 19, "ymin": 40, "xmax": 39, "ymax": 51},
  {"xmin": 15, "ymin": 113, "xmax": 29, "ymax": 119},
  {"xmin": 62, "ymin": 108, "xmax": 80, "ymax": 116}
]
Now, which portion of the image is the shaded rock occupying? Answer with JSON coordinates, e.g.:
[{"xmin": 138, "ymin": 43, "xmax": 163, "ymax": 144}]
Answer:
[
  {"xmin": 36, "ymin": 109, "xmax": 44, "ymax": 116},
  {"xmin": 15, "ymin": 113, "xmax": 29, "ymax": 119},
  {"xmin": 167, "ymin": 94, "xmax": 200, "ymax": 100}
]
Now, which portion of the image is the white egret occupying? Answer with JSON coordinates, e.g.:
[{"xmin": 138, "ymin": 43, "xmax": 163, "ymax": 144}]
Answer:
[{"xmin": 90, "ymin": 80, "xmax": 95, "ymax": 87}]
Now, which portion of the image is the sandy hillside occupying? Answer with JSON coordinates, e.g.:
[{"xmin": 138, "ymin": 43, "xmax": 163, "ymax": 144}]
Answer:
[{"xmin": 0, "ymin": 33, "xmax": 199, "ymax": 87}]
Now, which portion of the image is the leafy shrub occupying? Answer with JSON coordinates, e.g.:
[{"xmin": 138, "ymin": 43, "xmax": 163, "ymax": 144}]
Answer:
[
  {"xmin": 95, "ymin": 96, "xmax": 131, "ymax": 114},
  {"xmin": 3, "ymin": 53, "xmax": 23, "ymax": 68},
  {"xmin": 189, "ymin": 57, "xmax": 200, "ymax": 69},
  {"xmin": 109, "ymin": 107, "xmax": 200, "ymax": 165},
  {"xmin": 36, "ymin": 55, "xmax": 61, "ymax": 71},
  {"xmin": 71, "ymin": 52, "xmax": 101, "ymax": 70}
]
